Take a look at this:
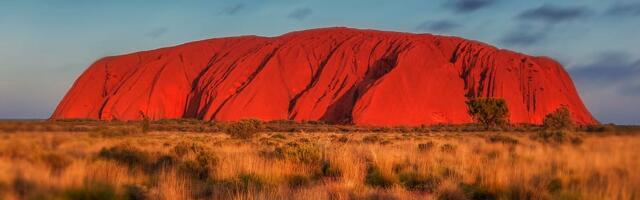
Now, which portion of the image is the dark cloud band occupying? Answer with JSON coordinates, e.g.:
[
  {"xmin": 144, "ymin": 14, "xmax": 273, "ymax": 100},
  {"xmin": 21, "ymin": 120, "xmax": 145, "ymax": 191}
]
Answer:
[
  {"xmin": 518, "ymin": 5, "xmax": 589, "ymax": 23},
  {"xmin": 446, "ymin": 0, "xmax": 497, "ymax": 13},
  {"xmin": 288, "ymin": 8, "xmax": 313, "ymax": 20}
]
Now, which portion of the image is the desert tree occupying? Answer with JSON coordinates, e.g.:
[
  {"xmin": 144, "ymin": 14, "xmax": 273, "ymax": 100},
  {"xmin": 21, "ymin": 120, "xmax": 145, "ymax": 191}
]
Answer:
[
  {"xmin": 466, "ymin": 98, "xmax": 510, "ymax": 129},
  {"xmin": 543, "ymin": 106, "xmax": 574, "ymax": 130}
]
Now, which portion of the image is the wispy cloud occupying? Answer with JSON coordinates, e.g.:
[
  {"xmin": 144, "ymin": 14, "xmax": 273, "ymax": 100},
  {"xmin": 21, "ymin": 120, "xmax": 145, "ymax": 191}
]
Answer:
[
  {"xmin": 570, "ymin": 51, "xmax": 640, "ymax": 82},
  {"xmin": 145, "ymin": 27, "xmax": 168, "ymax": 38},
  {"xmin": 518, "ymin": 4, "xmax": 590, "ymax": 24},
  {"xmin": 499, "ymin": 24, "xmax": 551, "ymax": 46},
  {"xmin": 220, "ymin": 3, "xmax": 245, "ymax": 15},
  {"xmin": 606, "ymin": 2, "xmax": 640, "ymax": 16},
  {"xmin": 415, "ymin": 20, "xmax": 460, "ymax": 33},
  {"xmin": 500, "ymin": 4, "xmax": 590, "ymax": 47},
  {"xmin": 445, "ymin": 0, "xmax": 497, "ymax": 13},
  {"xmin": 288, "ymin": 7, "xmax": 312, "ymax": 20}
]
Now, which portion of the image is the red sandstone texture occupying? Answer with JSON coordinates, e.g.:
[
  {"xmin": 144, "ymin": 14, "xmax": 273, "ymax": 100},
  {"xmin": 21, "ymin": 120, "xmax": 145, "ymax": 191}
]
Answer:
[{"xmin": 51, "ymin": 27, "xmax": 597, "ymax": 125}]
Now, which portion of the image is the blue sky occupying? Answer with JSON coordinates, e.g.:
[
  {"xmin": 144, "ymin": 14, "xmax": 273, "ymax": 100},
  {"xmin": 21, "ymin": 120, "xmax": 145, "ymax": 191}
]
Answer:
[{"xmin": 0, "ymin": 0, "xmax": 639, "ymax": 124}]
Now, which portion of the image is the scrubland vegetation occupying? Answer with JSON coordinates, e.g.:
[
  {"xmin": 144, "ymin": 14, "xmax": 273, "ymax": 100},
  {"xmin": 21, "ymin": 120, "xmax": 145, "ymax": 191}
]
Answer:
[{"xmin": 0, "ymin": 120, "xmax": 638, "ymax": 200}]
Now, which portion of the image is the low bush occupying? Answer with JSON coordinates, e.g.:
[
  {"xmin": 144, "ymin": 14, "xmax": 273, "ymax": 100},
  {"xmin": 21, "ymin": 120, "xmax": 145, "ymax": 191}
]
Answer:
[
  {"xmin": 124, "ymin": 184, "xmax": 148, "ymax": 200},
  {"xmin": 460, "ymin": 183, "xmax": 498, "ymax": 200},
  {"xmin": 141, "ymin": 117, "xmax": 151, "ymax": 134},
  {"xmin": 274, "ymin": 142, "xmax": 324, "ymax": 164},
  {"xmin": 365, "ymin": 165, "xmax": 396, "ymax": 188},
  {"xmin": 379, "ymin": 140, "xmax": 393, "ymax": 145},
  {"xmin": 418, "ymin": 142, "xmax": 435, "ymax": 151},
  {"xmin": 335, "ymin": 136, "xmax": 349, "ymax": 143},
  {"xmin": 362, "ymin": 135, "xmax": 381, "ymax": 143},
  {"xmin": 487, "ymin": 134, "xmax": 519, "ymax": 145},
  {"xmin": 63, "ymin": 182, "xmax": 119, "ymax": 200},
  {"xmin": 180, "ymin": 152, "xmax": 218, "ymax": 180},
  {"xmin": 172, "ymin": 142, "xmax": 205, "ymax": 157},
  {"xmin": 12, "ymin": 174, "xmax": 37, "ymax": 198},
  {"xmin": 206, "ymin": 173, "xmax": 272, "ymax": 196},
  {"xmin": 440, "ymin": 144, "xmax": 457, "ymax": 153},
  {"xmin": 543, "ymin": 106, "xmax": 574, "ymax": 131},
  {"xmin": 319, "ymin": 161, "xmax": 342, "ymax": 178},
  {"xmin": 270, "ymin": 133, "xmax": 287, "ymax": 140},
  {"xmin": 583, "ymin": 124, "xmax": 616, "ymax": 132},
  {"xmin": 224, "ymin": 119, "xmax": 264, "ymax": 139},
  {"xmin": 98, "ymin": 144, "xmax": 150, "ymax": 168},
  {"xmin": 151, "ymin": 155, "xmax": 178, "ymax": 171},
  {"xmin": 398, "ymin": 171, "xmax": 441, "ymax": 192},
  {"xmin": 570, "ymin": 137, "xmax": 583, "ymax": 145},
  {"xmin": 41, "ymin": 152, "xmax": 73, "ymax": 175},
  {"xmin": 92, "ymin": 126, "xmax": 141, "ymax": 138},
  {"xmin": 237, "ymin": 173, "xmax": 269, "ymax": 190},
  {"xmin": 437, "ymin": 187, "xmax": 468, "ymax": 200},
  {"xmin": 0, "ymin": 180, "xmax": 6, "ymax": 198},
  {"xmin": 288, "ymin": 174, "xmax": 313, "ymax": 189},
  {"xmin": 537, "ymin": 131, "xmax": 569, "ymax": 143}
]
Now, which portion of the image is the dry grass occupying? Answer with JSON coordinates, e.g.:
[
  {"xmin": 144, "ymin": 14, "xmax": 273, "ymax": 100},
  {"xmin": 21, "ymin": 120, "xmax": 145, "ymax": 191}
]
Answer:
[{"xmin": 0, "ymin": 125, "xmax": 638, "ymax": 199}]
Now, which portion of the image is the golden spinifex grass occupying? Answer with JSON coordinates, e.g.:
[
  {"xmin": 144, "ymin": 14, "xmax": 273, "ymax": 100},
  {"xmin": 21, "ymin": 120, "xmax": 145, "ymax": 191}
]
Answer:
[{"xmin": 0, "ymin": 130, "xmax": 638, "ymax": 199}]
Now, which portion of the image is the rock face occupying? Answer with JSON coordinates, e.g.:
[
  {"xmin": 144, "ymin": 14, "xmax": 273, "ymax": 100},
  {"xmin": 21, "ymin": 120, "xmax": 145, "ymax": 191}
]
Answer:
[{"xmin": 51, "ymin": 27, "xmax": 597, "ymax": 125}]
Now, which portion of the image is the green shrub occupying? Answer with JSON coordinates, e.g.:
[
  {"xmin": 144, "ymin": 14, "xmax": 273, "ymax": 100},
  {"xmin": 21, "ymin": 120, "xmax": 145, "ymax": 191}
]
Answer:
[
  {"xmin": 141, "ymin": 117, "xmax": 151, "ymax": 134},
  {"xmin": 380, "ymin": 140, "xmax": 393, "ymax": 145},
  {"xmin": 365, "ymin": 165, "xmax": 396, "ymax": 188},
  {"xmin": 553, "ymin": 191, "xmax": 582, "ymax": 200},
  {"xmin": 224, "ymin": 119, "xmax": 264, "ymax": 139},
  {"xmin": 172, "ymin": 142, "xmax": 205, "ymax": 157},
  {"xmin": 537, "ymin": 131, "xmax": 568, "ymax": 143},
  {"xmin": 466, "ymin": 98, "xmax": 510, "ymax": 129},
  {"xmin": 151, "ymin": 155, "xmax": 177, "ymax": 172},
  {"xmin": 12, "ymin": 174, "xmax": 37, "ymax": 198},
  {"xmin": 288, "ymin": 174, "xmax": 313, "ymax": 189},
  {"xmin": 98, "ymin": 144, "xmax": 150, "ymax": 168},
  {"xmin": 237, "ymin": 173, "xmax": 269, "ymax": 190},
  {"xmin": 335, "ymin": 136, "xmax": 349, "ymax": 143},
  {"xmin": 362, "ymin": 135, "xmax": 381, "ymax": 143},
  {"xmin": 440, "ymin": 144, "xmax": 457, "ymax": 153},
  {"xmin": 208, "ymin": 173, "xmax": 271, "ymax": 195},
  {"xmin": 398, "ymin": 171, "xmax": 441, "ymax": 192},
  {"xmin": 180, "ymin": 152, "xmax": 218, "ymax": 180},
  {"xmin": 274, "ymin": 142, "xmax": 323, "ymax": 164},
  {"xmin": 0, "ymin": 180, "xmax": 7, "ymax": 198},
  {"xmin": 583, "ymin": 124, "xmax": 615, "ymax": 132},
  {"xmin": 569, "ymin": 137, "xmax": 583, "ymax": 145},
  {"xmin": 547, "ymin": 178, "xmax": 563, "ymax": 193},
  {"xmin": 543, "ymin": 106, "xmax": 574, "ymax": 131},
  {"xmin": 271, "ymin": 133, "xmax": 287, "ymax": 140},
  {"xmin": 319, "ymin": 161, "xmax": 342, "ymax": 178},
  {"xmin": 498, "ymin": 184, "xmax": 536, "ymax": 200},
  {"xmin": 437, "ymin": 188, "xmax": 468, "ymax": 200},
  {"xmin": 418, "ymin": 142, "xmax": 435, "ymax": 151},
  {"xmin": 41, "ymin": 152, "xmax": 73, "ymax": 175},
  {"xmin": 63, "ymin": 183, "xmax": 118, "ymax": 200},
  {"xmin": 124, "ymin": 184, "xmax": 148, "ymax": 200},
  {"xmin": 92, "ymin": 126, "xmax": 141, "ymax": 138},
  {"xmin": 487, "ymin": 135, "xmax": 519, "ymax": 145},
  {"xmin": 460, "ymin": 183, "xmax": 498, "ymax": 200}
]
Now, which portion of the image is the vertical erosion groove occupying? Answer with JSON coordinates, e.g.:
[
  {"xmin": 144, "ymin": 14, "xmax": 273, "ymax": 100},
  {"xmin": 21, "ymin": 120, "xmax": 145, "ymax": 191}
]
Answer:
[{"xmin": 212, "ymin": 46, "xmax": 281, "ymax": 118}]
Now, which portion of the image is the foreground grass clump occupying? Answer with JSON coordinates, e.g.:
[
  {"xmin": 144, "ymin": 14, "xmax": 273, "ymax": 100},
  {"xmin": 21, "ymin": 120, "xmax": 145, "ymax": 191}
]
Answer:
[{"xmin": 0, "ymin": 123, "xmax": 638, "ymax": 199}]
